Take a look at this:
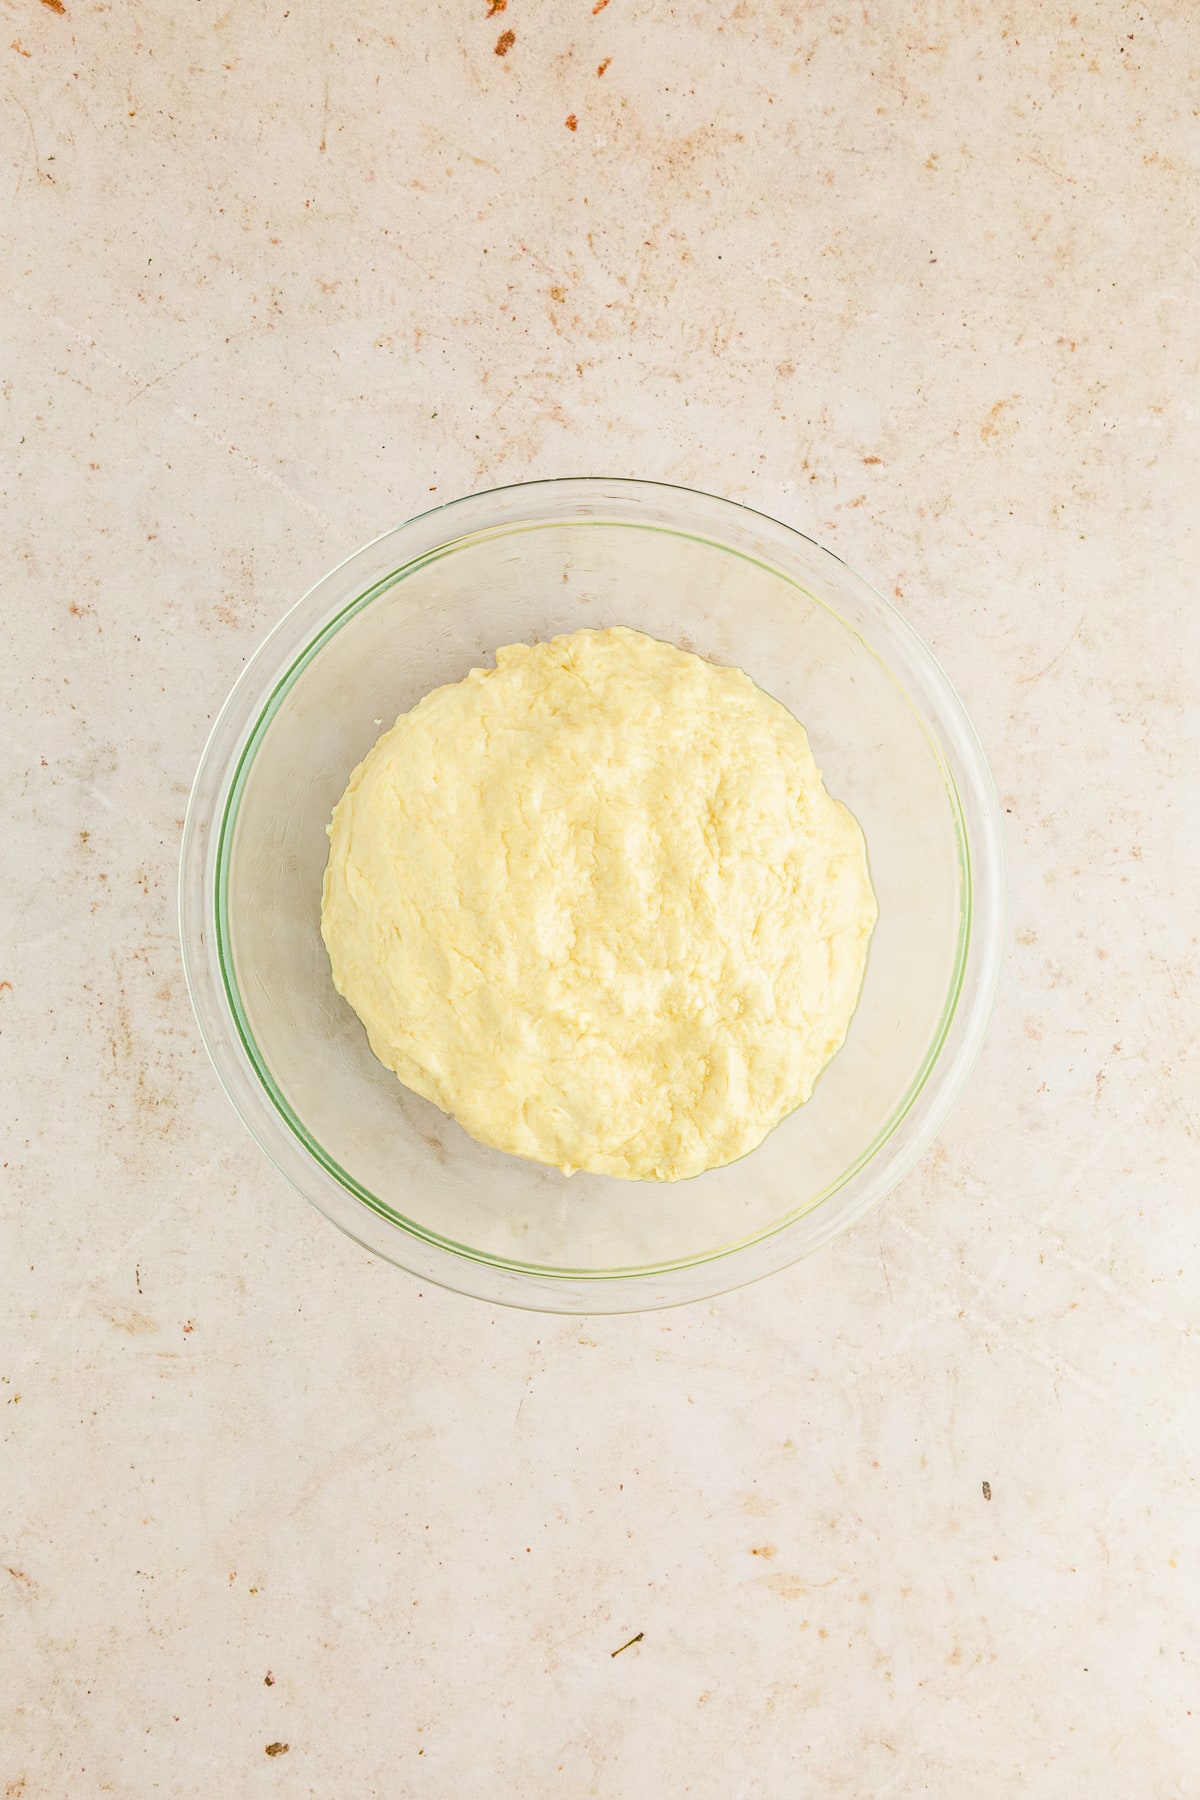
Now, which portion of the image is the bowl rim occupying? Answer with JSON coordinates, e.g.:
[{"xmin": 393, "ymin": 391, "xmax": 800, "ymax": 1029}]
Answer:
[{"xmin": 179, "ymin": 476, "xmax": 1007, "ymax": 1312}]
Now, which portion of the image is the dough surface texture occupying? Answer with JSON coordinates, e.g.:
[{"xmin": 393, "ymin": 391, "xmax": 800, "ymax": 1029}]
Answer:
[{"xmin": 321, "ymin": 626, "xmax": 877, "ymax": 1181}]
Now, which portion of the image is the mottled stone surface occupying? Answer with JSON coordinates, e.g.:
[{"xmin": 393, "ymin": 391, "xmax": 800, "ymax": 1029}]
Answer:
[{"xmin": 2, "ymin": 2, "xmax": 1197, "ymax": 1794}]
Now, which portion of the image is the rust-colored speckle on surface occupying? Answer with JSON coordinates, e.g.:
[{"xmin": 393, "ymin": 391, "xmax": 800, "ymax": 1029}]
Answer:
[
  {"xmin": 40, "ymin": 0, "xmax": 66, "ymax": 12},
  {"xmin": 565, "ymin": 113, "xmax": 578, "ymax": 130},
  {"xmin": 980, "ymin": 396, "xmax": 1016, "ymax": 443},
  {"xmin": 486, "ymin": 0, "xmax": 506, "ymax": 12},
  {"xmin": 109, "ymin": 1308, "xmax": 156, "ymax": 1336},
  {"xmin": 265, "ymin": 1742, "xmax": 288, "ymax": 1757},
  {"xmin": 494, "ymin": 28, "xmax": 514, "ymax": 55},
  {"xmin": 593, "ymin": 0, "xmax": 610, "ymax": 12},
  {"xmin": 597, "ymin": 57, "xmax": 611, "ymax": 76}
]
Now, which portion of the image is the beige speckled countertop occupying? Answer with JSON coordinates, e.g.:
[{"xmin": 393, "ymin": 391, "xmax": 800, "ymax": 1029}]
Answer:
[{"xmin": 3, "ymin": 3, "xmax": 1198, "ymax": 1794}]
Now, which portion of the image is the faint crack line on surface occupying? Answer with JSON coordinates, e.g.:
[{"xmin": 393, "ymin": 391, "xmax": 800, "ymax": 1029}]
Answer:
[
  {"xmin": 1016, "ymin": 613, "xmax": 1085, "ymax": 686},
  {"xmin": 996, "ymin": 1206, "xmax": 1194, "ymax": 1340},
  {"xmin": 876, "ymin": 1213, "xmax": 1115, "ymax": 1404},
  {"xmin": 49, "ymin": 315, "xmax": 336, "ymax": 532},
  {"xmin": 6, "ymin": 1200, "xmax": 175, "ymax": 1389},
  {"xmin": 5, "ymin": 90, "xmax": 48, "ymax": 201},
  {"xmin": 125, "ymin": 347, "xmax": 212, "ymax": 405}
]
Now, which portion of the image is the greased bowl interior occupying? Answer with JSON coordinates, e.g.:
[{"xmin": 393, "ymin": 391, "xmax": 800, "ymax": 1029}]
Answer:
[{"xmin": 180, "ymin": 480, "xmax": 1004, "ymax": 1311}]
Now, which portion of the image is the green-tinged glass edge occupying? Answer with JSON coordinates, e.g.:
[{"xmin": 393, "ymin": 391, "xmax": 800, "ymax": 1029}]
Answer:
[{"xmin": 215, "ymin": 517, "xmax": 972, "ymax": 1281}]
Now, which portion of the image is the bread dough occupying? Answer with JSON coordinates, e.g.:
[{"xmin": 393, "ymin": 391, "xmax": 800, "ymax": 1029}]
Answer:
[{"xmin": 321, "ymin": 626, "xmax": 877, "ymax": 1181}]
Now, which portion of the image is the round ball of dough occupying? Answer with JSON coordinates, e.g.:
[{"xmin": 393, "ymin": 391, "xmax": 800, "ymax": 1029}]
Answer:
[{"xmin": 321, "ymin": 626, "xmax": 876, "ymax": 1181}]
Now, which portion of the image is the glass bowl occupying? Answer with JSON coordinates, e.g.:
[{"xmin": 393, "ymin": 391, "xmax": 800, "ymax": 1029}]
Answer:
[{"xmin": 180, "ymin": 479, "xmax": 1005, "ymax": 1312}]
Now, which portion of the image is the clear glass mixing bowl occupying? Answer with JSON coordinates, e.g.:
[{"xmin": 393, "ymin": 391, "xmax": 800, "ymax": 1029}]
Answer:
[{"xmin": 180, "ymin": 479, "xmax": 1005, "ymax": 1311}]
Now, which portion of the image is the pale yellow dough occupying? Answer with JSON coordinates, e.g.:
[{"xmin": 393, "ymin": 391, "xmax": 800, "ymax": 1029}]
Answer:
[{"xmin": 321, "ymin": 626, "xmax": 877, "ymax": 1181}]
